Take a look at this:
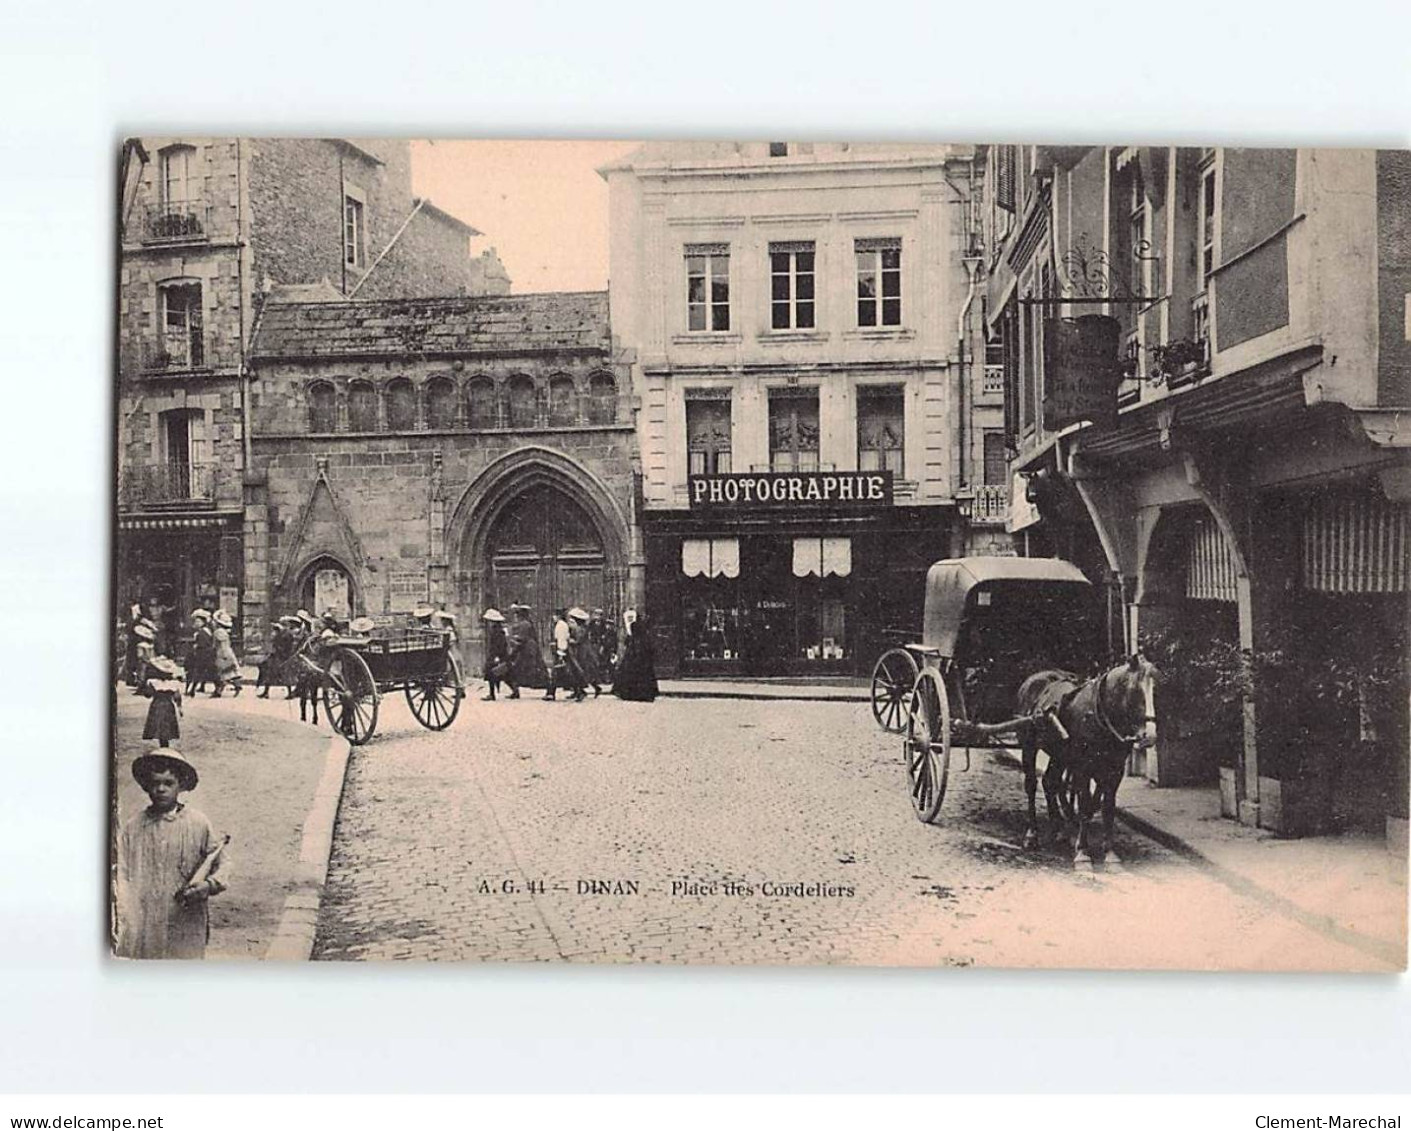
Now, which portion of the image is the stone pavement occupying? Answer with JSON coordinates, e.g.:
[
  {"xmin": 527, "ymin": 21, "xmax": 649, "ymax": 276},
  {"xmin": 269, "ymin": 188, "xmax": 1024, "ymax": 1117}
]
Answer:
[
  {"xmin": 310, "ymin": 693, "xmax": 1402, "ymax": 970},
  {"xmin": 658, "ymin": 677, "xmax": 868, "ymax": 701}
]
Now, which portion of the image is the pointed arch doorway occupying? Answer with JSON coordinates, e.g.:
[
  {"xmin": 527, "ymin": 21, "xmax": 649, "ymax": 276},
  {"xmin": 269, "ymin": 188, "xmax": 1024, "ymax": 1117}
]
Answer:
[{"xmin": 482, "ymin": 483, "xmax": 609, "ymax": 637}]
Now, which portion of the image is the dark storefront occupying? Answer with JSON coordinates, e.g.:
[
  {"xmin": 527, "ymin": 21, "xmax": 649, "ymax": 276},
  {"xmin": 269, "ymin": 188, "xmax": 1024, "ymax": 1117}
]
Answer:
[
  {"xmin": 116, "ymin": 516, "xmax": 244, "ymax": 653},
  {"xmin": 644, "ymin": 471, "xmax": 954, "ymax": 678}
]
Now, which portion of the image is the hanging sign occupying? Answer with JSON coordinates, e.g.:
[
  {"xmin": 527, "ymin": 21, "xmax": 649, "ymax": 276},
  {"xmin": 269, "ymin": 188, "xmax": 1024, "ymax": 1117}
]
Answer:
[
  {"xmin": 1043, "ymin": 314, "xmax": 1121, "ymax": 431},
  {"xmin": 689, "ymin": 471, "xmax": 892, "ymax": 510}
]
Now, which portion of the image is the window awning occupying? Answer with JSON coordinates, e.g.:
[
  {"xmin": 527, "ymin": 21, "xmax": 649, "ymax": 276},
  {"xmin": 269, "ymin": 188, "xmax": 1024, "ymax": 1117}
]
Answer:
[
  {"xmin": 682, "ymin": 538, "xmax": 740, "ymax": 579},
  {"xmin": 792, "ymin": 537, "xmax": 852, "ymax": 578}
]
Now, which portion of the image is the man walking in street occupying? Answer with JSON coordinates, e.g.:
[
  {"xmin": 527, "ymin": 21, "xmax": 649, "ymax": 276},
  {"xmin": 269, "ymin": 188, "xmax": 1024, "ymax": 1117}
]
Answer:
[{"xmin": 544, "ymin": 608, "xmax": 586, "ymax": 701}]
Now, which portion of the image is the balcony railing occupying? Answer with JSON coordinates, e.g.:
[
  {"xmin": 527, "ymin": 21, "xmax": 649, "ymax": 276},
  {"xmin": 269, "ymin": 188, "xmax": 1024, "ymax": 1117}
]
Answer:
[
  {"xmin": 140, "ymin": 200, "xmax": 210, "ymax": 244},
  {"xmin": 1174, "ymin": 292, "xmax": 1213, "ymax": 388},
  {"xmin": 140, "ymin": 336, "xmax": 207, "ymax": 373},
  {"xmin": 1117, "ymin": 328, "xmax": 1143, "ymax": 406},
  {"xmin": 981, "ymin": 364, "xmax": 1005, "ymax": 398},
  {"xmin": 969, "ymin": 483, "xmax": 1010, "ymax": 525},
  {"xmin": 120, "ymin": 462, "xmax": 218, "ymax": 509}
]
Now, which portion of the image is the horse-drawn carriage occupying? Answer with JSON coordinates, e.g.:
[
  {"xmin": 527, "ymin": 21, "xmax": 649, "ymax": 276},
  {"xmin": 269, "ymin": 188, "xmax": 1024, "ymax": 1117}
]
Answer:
[
  {"xmin": 312, "ymin": 626, "xmax": 464, "ymax": 746},
  {"xmin": 870, "ymin": 557, "xmax": 1110, "ymax": 823}
]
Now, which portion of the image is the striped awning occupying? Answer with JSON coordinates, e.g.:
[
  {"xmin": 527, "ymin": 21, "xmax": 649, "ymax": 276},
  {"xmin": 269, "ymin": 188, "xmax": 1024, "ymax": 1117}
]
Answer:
[
  {"xmin": 1303, "ymin": 489, "xmax": 1409, "ymax": 594},
  {"xmin": 1185, "ymin": 512, "xmax": 1239, "ymax": 602}
]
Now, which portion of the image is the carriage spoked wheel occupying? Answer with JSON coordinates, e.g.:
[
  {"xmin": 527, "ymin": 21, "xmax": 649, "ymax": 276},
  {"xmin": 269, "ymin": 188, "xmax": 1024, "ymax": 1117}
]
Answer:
[
  {"xmin": 405, "ymin": 652, "xmax": 462, "ymax": 731},
  {"xmin": 322, "ymin": 646, "xmax": 380, "ymax": 746},
  {"xmin": 905, "ymin": 668, "xmax": 952, "ymax": 824},
  {"xmin": 871, "ymin": 647, "xmax": 919, "ymax": 734}
]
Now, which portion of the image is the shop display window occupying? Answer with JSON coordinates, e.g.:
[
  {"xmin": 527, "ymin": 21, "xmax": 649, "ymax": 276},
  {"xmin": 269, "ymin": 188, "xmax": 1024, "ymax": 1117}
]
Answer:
[{"xmin": 682, "ymin": 583, "xmax": 750, "ymax": 662}]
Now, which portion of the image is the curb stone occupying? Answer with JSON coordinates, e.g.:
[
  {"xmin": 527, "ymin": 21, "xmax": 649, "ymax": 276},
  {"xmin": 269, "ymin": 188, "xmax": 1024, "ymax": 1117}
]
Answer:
[{"xmin": 264, "ymin": 733, "xmax": 352, "ymax": 960}]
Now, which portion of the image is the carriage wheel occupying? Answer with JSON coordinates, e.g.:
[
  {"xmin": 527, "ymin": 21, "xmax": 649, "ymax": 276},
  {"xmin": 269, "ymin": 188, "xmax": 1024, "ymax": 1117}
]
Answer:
[
  {"xmin": 871, "ymin": 648, "xmax": 919, "ymax": 734},
  {"xmin": 322, "ymin": 647, "xmax": 379, "ymax": 746},
  {"xmin": 405, "ymin": 653, "xmax": 462, "ymax": 731},
  {"xmin": 905, "ymin": 668, "xmax": 952, "ymax": 824}
]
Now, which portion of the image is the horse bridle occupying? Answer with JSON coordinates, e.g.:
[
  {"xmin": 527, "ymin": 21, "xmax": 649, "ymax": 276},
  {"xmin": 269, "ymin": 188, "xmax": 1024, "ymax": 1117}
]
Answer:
[{"xmin": 1094, "ymin": 668, "xmax": 1158, "ymax": 749}]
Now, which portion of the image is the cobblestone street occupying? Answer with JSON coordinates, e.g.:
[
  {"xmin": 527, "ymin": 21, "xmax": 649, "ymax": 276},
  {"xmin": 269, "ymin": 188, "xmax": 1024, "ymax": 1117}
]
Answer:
[{"xmin": 313, "ymin": 694, "xmax": 1391, "ymax": 969}]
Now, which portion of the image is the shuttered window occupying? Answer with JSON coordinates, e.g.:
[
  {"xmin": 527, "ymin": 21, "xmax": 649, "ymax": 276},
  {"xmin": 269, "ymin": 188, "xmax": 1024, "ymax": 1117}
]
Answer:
[
  {"xmin": 1303, "ymin": 490, "xmax": 1410, "ymax": 593},
  {"xmin": 1185, "ymin": 511, "xmax": 1239, "ymax": 602}
]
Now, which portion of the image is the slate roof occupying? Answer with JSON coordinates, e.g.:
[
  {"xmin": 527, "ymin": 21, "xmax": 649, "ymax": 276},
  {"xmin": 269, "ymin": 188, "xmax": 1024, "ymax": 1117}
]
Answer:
[{"xmin": 252, "ymin": 291, "xmax": 610, "ymax": 360}]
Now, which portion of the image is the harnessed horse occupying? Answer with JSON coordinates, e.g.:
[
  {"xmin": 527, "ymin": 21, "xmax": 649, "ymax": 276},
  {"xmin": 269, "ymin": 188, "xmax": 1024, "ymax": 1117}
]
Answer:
[{"xmin": 1014, "ymin": 655, "xmax": 1159, "ymax": 862}]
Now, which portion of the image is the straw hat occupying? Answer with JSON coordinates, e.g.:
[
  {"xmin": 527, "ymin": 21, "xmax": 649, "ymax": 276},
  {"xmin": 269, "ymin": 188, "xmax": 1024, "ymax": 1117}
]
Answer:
[
  {"xmin": 132, "ymin": 623, "xmax": 155, "ymax": 641},
  {"xmin": 412, "ymin": 603, "xmax": 434, "ymax": 619},
  {"xmin": 190, "ymin": 608, "xmax": 211, "ymax": 622},
  {"xmin": 296, "ymin": 609, "xmax": 316, "ymax": 626},
  {"xmin": 349, "ymin": 616, "xmax": 376, "ymax": 634},
  {"xmin": 482, "ymin": 608, "xmax": 506, "ymax": 623},
  {"xmin": 149, "ymin": 655, "xmax": 183, "ymax": 678},
  {"xmin": 436, "ymin": 609, "xmax": 457, "ymax": 623},
  {"xmin": 132, "ymin": 748, "xmax": 199, "ymax": 792},
  {"xmin": 568, "ymin": 607, "xmax": 589, "ymax": 623},
  {"xmin": 213, "ymin": 610, "xmax": 233, "ymax": 628}
]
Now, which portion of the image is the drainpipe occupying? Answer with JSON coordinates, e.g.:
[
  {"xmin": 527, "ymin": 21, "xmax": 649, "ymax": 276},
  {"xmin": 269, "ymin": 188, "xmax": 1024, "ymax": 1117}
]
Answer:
[
  {"xmin": 956, "ymin": 256, "xmax": 982, "ymax": 489},
  {"xmin": 348, "ymin": 198, "xmax": 426, "ymax": 299}
]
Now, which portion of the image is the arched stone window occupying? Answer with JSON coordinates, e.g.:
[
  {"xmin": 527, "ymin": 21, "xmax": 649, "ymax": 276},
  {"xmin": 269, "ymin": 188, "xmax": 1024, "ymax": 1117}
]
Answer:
[
  {"xmin": 348, "ymin": 380, "xmax": 378, "ymax": 432},
  {"xmin": 507, "ymin": 375, "xmax": 538, "ymax": 429},
  {"xmin": 386, "ymin": 377, "xmax": 416, "ymax": 431},
  {"xmin": 548, "ymin": 375, "xmax": 577, "ymax": 426},
  {"xmin": 426, "ymin": 375, "xmax": 458, "ymax": 429},
  {"xmin": 467, "ymin": 375, "xmax": 497, "ymax": 429},
  {"xmin": 586, "ymin": 371, "xmax": 617, "ymax": 425},
  {"xmin": 308, "ymin": 381, "xmax": 336, "ymax": 433}
]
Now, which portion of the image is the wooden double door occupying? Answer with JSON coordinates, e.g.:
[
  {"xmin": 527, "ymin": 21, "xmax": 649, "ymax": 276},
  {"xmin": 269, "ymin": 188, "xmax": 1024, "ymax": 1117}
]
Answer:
[{"xmin": 484, "ymin": 484, "xmax": 610, "ymax": 639}]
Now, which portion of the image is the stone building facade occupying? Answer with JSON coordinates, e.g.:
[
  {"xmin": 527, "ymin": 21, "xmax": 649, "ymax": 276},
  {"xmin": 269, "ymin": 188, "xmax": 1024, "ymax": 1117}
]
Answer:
[
  {"xmin": 116, "ymin": 136, "xmax": 504, "ymax": 652},
  {"xmin": 246, "ymin": 292, "xmax": 637, "ymax": 663},
  {"xmin": 983, "ymin": 144, "xmax": 1410, "ymax": 846},
  {"xmin": 601, "ymin": 141, "xmax": 1007, "ymax": 678}
]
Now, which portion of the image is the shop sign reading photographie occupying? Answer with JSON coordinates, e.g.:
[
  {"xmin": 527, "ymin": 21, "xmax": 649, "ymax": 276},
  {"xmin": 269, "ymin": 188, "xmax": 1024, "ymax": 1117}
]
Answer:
[{"xmin": 688, "ymin": 471, "xmax": 893, "ymax": 510}]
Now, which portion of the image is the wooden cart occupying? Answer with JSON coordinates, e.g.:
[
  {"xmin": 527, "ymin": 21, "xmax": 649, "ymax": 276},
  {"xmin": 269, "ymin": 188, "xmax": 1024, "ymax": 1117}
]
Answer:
[{"xmin": 320, "ymin": 626, "xmax": 464, "ymax": 746}]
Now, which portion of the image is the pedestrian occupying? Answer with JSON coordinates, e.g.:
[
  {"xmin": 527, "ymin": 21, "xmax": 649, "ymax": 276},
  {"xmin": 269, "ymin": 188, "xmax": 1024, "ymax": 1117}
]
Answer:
[
  {"xmin": 481, "ymin": 608, "xmax": 512, "ymax": 700},
  {"xmin": 115, "ymin": 748, "xmax": 227, "ymax": 960},
  {"xmin": 124, "ymin": 601, "xmax": 147, "ymax": 687},
  {"xmin": 570, "ymin": 606, "xmax": 600, "ymax": 698},
  {"xmin": 433, "ymin": 609, "xmax": 466, "ymax": 690},
  {"xmin": 505, "ymin": 603, "xmax": 548, "ymax": 692},
  {"xmin": 256, "ymin": 617, "xmax": 297, "ymax": 698},
  {"xmin": 131, "ymin": 622, "xmax": 156, "ymax": 695},
  {"xmin": 613, "ymin": 609, "xmax": 659, "ymax": 702},
  {"xmin": 209, "ymin": 610, "xmax": 242, "ymax": 698},
  {"xmin": 186, "ymin": 610, "xmax": 214, "ymax": 696},
  {"xmin": 140, "ymin": 655, "xmax": 185, "ymax": 747},
  {"xmin": 588, "ymin": 607, "xmax": 617, "ymax": 686},
  {"xmin": 409, "ymin": 603, "xmax": 435, "ymax": 631}
]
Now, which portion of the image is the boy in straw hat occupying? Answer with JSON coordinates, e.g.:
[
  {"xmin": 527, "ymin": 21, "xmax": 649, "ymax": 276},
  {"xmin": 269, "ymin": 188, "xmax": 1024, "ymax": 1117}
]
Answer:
[{"xmin": 115, "ymin": 749, "xmax": 228, "ymax": 959}]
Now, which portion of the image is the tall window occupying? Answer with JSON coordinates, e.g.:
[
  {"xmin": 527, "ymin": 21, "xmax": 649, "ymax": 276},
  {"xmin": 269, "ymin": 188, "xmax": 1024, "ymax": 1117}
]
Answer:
[
  {"xmin": 347, "ymin": 380, "xmax": 377, "ymax": 432},
  {"xmin": 768, "ymin": 142, "xmax": 789, "ymax": 158},
  {"xmin": 686, "ymin": 397, "xmax": 732, "ymax": 475},
  {"xmin": 160, "ymin": 146, "xmax": 193, "ymax": 205},
  {"xmin": 982, "ymin": 431, "xmax": 1008, "ymax": 485},
  {"xmin": 386, "ymin": 378, "xmax": 416, "ymax": 431},
  {"xmin": 686, "ymin": 244, "xmax": 730, "ymax": 332},
  {"xmin": 857, "ymin": 387, "xmax": 904, "ymax": 473},
  {"xmin": 425, "ymin": 376, "xmax": 458, "ymax": 428},
  {"xmin": 507, "ymin": 375, "xmax": 537, "ymax": 428},
  {"xmin": 158, "ymin": 282, "xmax": 203, "ymax": 368},
  {"xmin": 770, "ymin": 242, "xmax": 815, "ymax": 330},
  {"xmin": 1198, "ymin": 157, "xmax": 1217, "ymax": 288},
  {"xmin": 467, "ymin": 376, "xmax": 497, "ymax": 429},
  {"xmin": 855, "ymin": 238, "xmax": 901, "ymax": 327},
  {"xmin": 548, "ymin": 376, "xmax": 577, "ymax": 426},
  {"xmin": 768, "ymin": 389, "xmax": 819, "ymax": 472},
  {"xmin": 308, "ymin": 382, "xmax": 336, "ymax": 433},
  {"xmin": 586, "ymin": 372, "xmax": 617, "ymax": 424},
  {"xmin": 344, "ymin": 195, "xmax": 365, "ymax": 268}
]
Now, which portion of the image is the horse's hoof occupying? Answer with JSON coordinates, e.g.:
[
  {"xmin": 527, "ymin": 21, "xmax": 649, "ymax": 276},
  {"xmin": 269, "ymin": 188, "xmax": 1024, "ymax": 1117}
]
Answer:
[{"xmin": 1022, "ymin": 830, "xmax": 1039, "ymax": 851}]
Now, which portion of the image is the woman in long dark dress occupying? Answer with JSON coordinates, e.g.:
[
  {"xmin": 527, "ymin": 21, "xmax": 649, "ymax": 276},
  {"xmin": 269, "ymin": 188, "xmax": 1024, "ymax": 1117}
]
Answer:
[
  {"xmin": 612, "ymin": 611, "xmax": 658, "ymax": 702},
  {"xmin": 481, "ymin": 608, "xmax": 512, "ymax": 700},
  {"xmin": 506, "ymin": 604, "xmax": 549, "ymax": 691}
]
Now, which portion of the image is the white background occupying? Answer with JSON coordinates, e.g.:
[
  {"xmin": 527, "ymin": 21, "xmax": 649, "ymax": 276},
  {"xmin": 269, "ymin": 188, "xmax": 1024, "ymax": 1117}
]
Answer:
[{"xmin": 0, "ymin": 0, "xmax": 1407, "ymax": 1096}]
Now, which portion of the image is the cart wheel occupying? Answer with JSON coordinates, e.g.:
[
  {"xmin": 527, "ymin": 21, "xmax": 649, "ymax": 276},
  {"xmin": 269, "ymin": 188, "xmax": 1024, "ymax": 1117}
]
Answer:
[
  {"xmin": 905, "ymin": 668, "xmax": 951, "ymax": 824},
  {"xmin": 406, "ymin": 652, "xmax": 462, "ymax": 730},
  {"xmin": 323, "ymin": 647, "xmax": 379, "ymax": 746},
  {"xmin": 871, "ymin": 647, "xmax": 919, "ymax": 734}
]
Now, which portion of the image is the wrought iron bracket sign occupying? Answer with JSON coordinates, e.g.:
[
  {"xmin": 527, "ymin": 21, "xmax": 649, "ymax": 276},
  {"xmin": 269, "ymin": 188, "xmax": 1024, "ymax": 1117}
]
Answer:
[
  {"xmin": 1043, "ymin": 314, "xmax": 1121, "ymax": 431},
  {"xmin": 1016, "ymin": 235, "xmax": 1165, "ymax": 315},
  {"xmin": 689, "ymin": 471, "xmax": 893, "ymax": 510}
]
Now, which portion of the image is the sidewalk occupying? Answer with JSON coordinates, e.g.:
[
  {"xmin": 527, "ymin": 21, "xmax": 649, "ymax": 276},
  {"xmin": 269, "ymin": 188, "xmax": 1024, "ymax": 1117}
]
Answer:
[
  {"xmin": 1114, "ymin": 779, "xmax": 1407, "ymax": 969},
  {"xmin": 658, "ymin": 676, "xmax": 870, "ymax": 702}
]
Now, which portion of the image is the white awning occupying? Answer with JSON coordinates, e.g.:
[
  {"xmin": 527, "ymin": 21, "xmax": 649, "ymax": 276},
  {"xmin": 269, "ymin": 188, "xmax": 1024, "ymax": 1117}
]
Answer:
[
  {"xmin": 792, "ymin": 537, "xmax": 852, "ymax": 578},
  {"xmin": 682, "ymin": 538, "xmax": 740, "ymax": 579}
]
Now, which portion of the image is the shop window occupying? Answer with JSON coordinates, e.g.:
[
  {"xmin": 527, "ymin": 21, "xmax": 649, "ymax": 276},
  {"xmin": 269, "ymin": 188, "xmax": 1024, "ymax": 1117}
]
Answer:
[
  {"xmin": 792, "ymin": 537, "xmax": 852, "ymax": 663},
  {"xmin": 686, "ymin": 397, "xmax": 732, "ymax": 475},
  {"xmin": 857, "ymin": 387, "xmax": 904, "ymax": 473},
  {"xmin": 425, "ymin": 376, "xmax": 458, "ymax": 428},
  {"xmin": 157, "ymin": 281, "xmax": 203, "ymax": 368},
  {"xmin": 548, "ymin": 375, "xmax": 577, "ymax": 426},
  {"xmin": 855, "ymin": 238, "xmax": 902, "ymax": 327},
  {"xmin": 686, "ymin": 243, "xmax": 730, "ymax": 332},
  {"xmin": 681, "ymin": 538, "xmax": 744, "ymax": 663},
  {"xmin": 769, "ymin": 241, "xmax": 815, "ymax": 330},
  {"xmin": 769, "ymin": 389, "xmax": 819, "ymax": 471},
  {"xmin": 347, "ymin": 380, "xmax": 377, "ymax": 432},
  {"xmin": 681, "ymin": 538, "xmax": 740, "ymax": 578},
  {"xmin": 386, "ymin": 377, "xmax": 416, "ymax": 431},
  {"xmin": 467, "ymin": 375, "xmax": 497, "ymax": 429},
  {"xmin": 586, "ymin": 372, "xmax": 617, "ymax": 424},
  {"xmin": 308, "ymin": 382, "xmax": 336, "ymax": 433},
  {"xmin": 507, "ymin": 375, "xmax": 538, "ymax": 428}
]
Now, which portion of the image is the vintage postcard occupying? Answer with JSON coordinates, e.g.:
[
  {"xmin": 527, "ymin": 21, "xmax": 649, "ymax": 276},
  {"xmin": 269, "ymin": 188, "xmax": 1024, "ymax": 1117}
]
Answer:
[{"xmin": 111, "ymin": 139, "xmax": 1408, "ymax": 969}]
